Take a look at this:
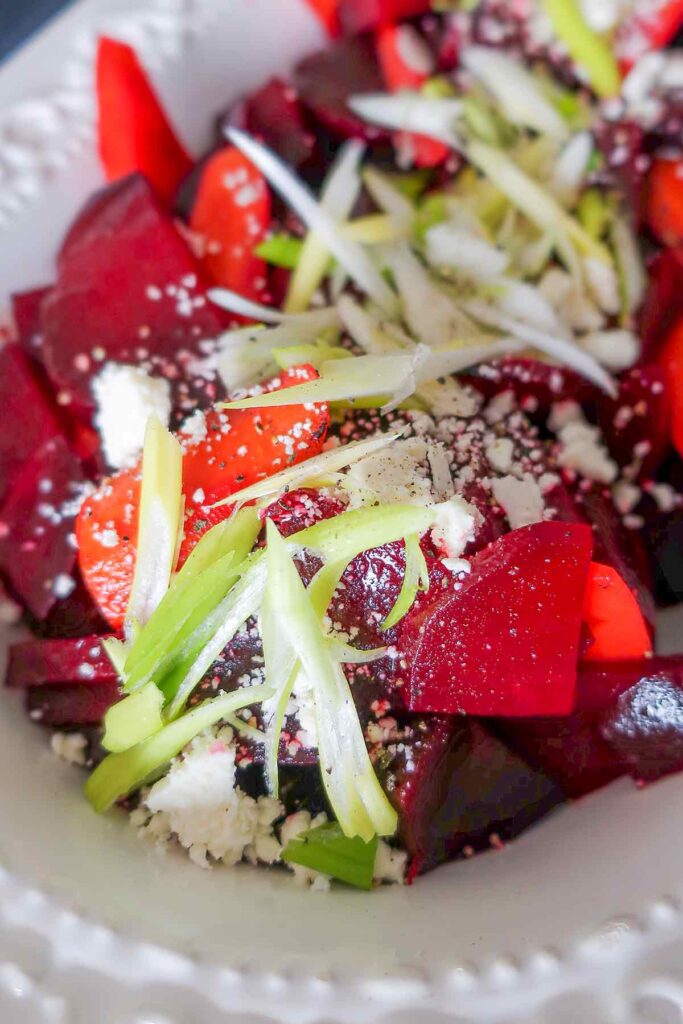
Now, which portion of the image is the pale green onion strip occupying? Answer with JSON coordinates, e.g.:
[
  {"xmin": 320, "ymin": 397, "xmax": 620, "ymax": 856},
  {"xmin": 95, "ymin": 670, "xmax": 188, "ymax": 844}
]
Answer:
[
  {"xmin": 219, "ymin": 354, "xmax": 415, "ymax": 411},
  {"xmin": 541, "ymin": 0, "xmax": 621, "ymax": 99},
  {"xmin": 211, "ymin": 431, "xmax": 402, "ymax": 509},
  {"xmin": 265, "ymin": 521, "xmax": 397, "ymax": 840},
  {"xmin": 286, "ymin": 140, "xmax": 364, "ymax": 313},
  {"xmin": 226, "ymin": 128, "xmax": 398, "ymax": 315},
  {"xmin": 348, "ymin": 92, "xmax": 463, "ymax": 147},
  {"xmin": 260, "ymin": 559, "xmax": 299, "ymax": 796},
  {"xmin": 125, "ymin": 415, "xmax": 183, "ymax": 634},
  {"xmin": 362, "ymin": 167, "xmax": 415, "ymax": 233},
  {"xmin": 208, "ymin": 289, "xmax": 339, "ymax": 326},
  {"xmin": 85, "ymin": 684, "xmax": 274, "ymax": 814},
  {"xmin": 382, "ymin": 534, "xmax": 429, "ymax": 631}
]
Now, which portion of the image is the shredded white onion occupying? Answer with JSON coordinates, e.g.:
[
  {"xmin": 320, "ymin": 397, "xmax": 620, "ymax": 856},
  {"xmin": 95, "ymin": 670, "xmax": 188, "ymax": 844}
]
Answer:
[
  {"xmin": 363, "ymin": 167, "xmax": 415, "ymax": 233},
  {"xmin": 462, "ymin": 46, "xmax": 568, "ymax": 139},
  {"xmin": 226, "ymin": 128, "xmax": 398, "ymax": 315},
  {"xmin": 550, "ymin": 132, "xmax": 593, "ymax": 205},
  {"xmin": 425, "ymin": 222, "xmax": 509, "ymax": 280},
  {"xmin": 383, "ymin": 243, "xmax": 466, "ymax": 347},
  {"xmin": 209, "ymin": 289, "xmax": 339, "ymax": 326},
  {"xmin": 349, "ymin": 91, "xmax": 463, "ymax": 147}
]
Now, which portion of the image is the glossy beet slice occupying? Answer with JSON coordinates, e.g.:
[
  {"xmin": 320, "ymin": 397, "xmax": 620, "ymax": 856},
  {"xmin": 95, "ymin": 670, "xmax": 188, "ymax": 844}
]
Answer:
[
  {"xmin": 12, "ymin": 287, "xmax": 50, "ymax": 361},
  {"xmin": 463, "ymin": 357, "xmax": 596, "ymax": 414},
  {"xmin": 638, "ymin": 247, "xmax": 683, "ymax": 360},
  {"xmin": 0, "ymin": 344, "xmax": 64, "ymax": 505},
  {"xmin": 41, "ymin": 174, "xmax": 227, "ymax": 411},
  {"xmin": 596, "ymin": 364, "xmax": 671, "ymax": 481},
  {"xmin": 0, "ymin": 436, "xmax": 85, "ymax": 620},
  {"xmin": 242, "ymin": 78, "xmax": 317, "ymax": 171},
  {"xmin": 404, "ymin": 522, "xmax": 594, "ymax": 717},
  {"xmin": 26, "ymin": 683, "xmax": 122, "ymax": 727},
  {"xmin": 374, "ymin": 716, "xmax": 563, "ymax": 879},
  {"xmin": 294, "ymin": 36, "xmax": 391, "ymax": 142},
  {"xmin": 6, "ymin": 637, "xmax": 116, "ymax": 689},
  {"xmin": 500, "ymin": 657, "xmax": 683, "ymax": 798}
]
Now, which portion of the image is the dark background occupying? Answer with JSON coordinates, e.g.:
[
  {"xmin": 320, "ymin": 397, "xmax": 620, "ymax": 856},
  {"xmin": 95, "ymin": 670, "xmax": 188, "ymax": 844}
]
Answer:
[{"xmin": 0, "ymin": 0, "xmax": 72, "ymax": 62}]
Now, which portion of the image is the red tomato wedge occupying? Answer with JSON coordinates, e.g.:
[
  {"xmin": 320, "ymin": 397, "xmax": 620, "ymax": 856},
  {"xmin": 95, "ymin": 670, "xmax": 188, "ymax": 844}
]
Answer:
[
  {"xmin": 658, "ymin": 316, "xmax": 683, "ymax": 458},
  {"xmin": 582, "ymin": 562, "xmax": 653, "ymax": 662},
  {"xmin": 376, "ymin": 23, "xmax": 448, "ymax": 168},
  {"xmin": 645, "ymin": 159, "xmax": 683, "ymax": 248},
  {"xmin": 77, "ymin": 366, "xmax": 329, "ymax": 628},
  {"xmin": 96, "ymin": 37, "xmax": 192, "ymax": 205},
  {"xmin": 189, "ymin": 146, "xmax": 271, "ymax": 300}
]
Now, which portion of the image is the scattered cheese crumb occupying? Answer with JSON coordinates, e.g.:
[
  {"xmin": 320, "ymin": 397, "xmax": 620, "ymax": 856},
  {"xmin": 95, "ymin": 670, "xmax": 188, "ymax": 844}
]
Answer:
[
  {"xmin": 550, "ymin": 401, "xmax": 618, "ymax": 484},
  {"xmin": 51, "ymin": 731, "xmax": 87, "ymax": 766},
  {"xmin": 93, "ymin": 363, "xmax": 172, "ymax": 469},
  {"xmin": 491, "ymin": 473, "xmax": 545, "ymax": 530}
]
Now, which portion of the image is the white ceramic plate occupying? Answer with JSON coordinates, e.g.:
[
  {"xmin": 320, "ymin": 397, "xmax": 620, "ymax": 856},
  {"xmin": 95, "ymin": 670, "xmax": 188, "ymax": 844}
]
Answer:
[{"xmin": 2, "ymin": 3, "xmax": 683, "ymax": 1022}]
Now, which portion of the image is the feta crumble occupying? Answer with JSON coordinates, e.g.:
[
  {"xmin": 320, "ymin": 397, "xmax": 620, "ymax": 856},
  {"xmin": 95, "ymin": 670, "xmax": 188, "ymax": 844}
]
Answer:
[
  {"xmin": 550, "ymin": 401, "xmax": 619, "ymax": 484},
  {"xmin": 491, "ymin": 473, "xmax": 545, "ymax": 530},
  {"xmin": 51, "ymin": 731, "xmax": 87, "ymax": 766},
  {"xmin": 93, "ymin": 363, "xmax": 172, "ymax": 469}
]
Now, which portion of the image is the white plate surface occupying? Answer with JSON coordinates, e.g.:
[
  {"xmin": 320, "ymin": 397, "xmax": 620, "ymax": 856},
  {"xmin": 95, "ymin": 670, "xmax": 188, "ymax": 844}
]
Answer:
[{"xmin": 1, "ymin": 3, "xmax": 683, "ymax": 1022}]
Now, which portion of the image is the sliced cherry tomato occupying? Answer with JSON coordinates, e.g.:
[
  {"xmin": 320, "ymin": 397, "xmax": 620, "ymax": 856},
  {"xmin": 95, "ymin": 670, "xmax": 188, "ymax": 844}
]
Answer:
[
  {"xmin": 189, "ymin": 146, "xmax": 271, "ymax": 300},
  {"xmin": 617, "ymin": 0, "xmax": 683, "ymax": 72},
  {"xmin": 77, "ymin": 366, "xmax": 329, "ymax": 628},
  {"xmin": 645, "ymin": 159, "xmax": 683, "ymax": 248},
  {"xmin": 582, "ymin": 562, "xmax": 653, "ymax": 662},
  {"xmin": 96, "ymin": 37, "xmax": 192, "ymax": 205},
  {"xmin": 376, "ymin": 23, "xmax": 448, "ymax": 168},
  {"xmin": 658, "ymin": 316, "xmax": 683, "ymax": 458}
]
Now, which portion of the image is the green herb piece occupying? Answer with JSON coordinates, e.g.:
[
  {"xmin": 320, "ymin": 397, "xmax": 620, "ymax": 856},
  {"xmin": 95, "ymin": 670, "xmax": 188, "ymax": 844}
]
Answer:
[
  {"xmin": 272, "ymin": 339, "xmax": 353, "ymax": 371},
  {"xmin": 102, "ymin": 681, "xmax": 164, "ymax": 753},
  {"xmin": 541, "ymin": 0, "xmax": 621, "ymax": 99},
  {"xmin": 255, "ymin": 233, "xmax": 303, "ymax": 269},
  {"xmin": 382, "ymin": 534, "xmax": 429, "ymax": 630},
  {"xmin": 577, "ymin": 187, "xmax": 611, "ymax": 240},
  {"xmin": 85, "ymin": 683, "xmax": 273, "ymax": 813},
  {"xmin": 125, "ymin": 415, "xmax": 183, "ymax": 632},
  {"xmin": 281, "ymin": 821, "xmax": 378, "ymax": 890}
]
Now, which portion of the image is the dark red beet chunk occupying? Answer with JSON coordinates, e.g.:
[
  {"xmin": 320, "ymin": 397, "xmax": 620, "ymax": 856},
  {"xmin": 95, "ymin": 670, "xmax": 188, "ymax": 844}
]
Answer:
[
  {"xmin": 12, "ymin": 287, "xmax": 51, "ymax": 361},
  {"xmin": 500, "ymin": 657, "xmax": 683, "ymax": 798},
  {"xmin": 241, "ymin": 78, "xmax": 317, "ymax": 171},
  {"xmin": 638, "ymin": 248, "xmax": 683, "ymax": 360},
  {"xmin": 294, "ymin": 36, "xmax": 391, "ymax": 143},
  {"xmin": 26, "ymin": 683, "xmax": 121, "ymax": 727},
  {"xmin": 338, "ymin": 0, "xmax": 431, "ymax": 34},
  {"xmin": 375, "ymin": 717, "xmax": 563, "ymax": 879},
  {"xmin": 597, "ymin": 365, "xmax": 671, "ymax": 481},
  {"xmin": 403, "ymin": 522, "xmax": 594, "ymax": 717},
  {"xmin": 463, "ymin": 357, "xmax": 596, "ymax": 413},
  {"xmin": 41, "ymin": 174, "xmax": 227, "ymax": 412},
  {"xmin": 0, "ymin": 436, "xmax": 85, "ymax": 620},
  {"xmin": 0, "ymin": 344, "xmax": 64, "ymax": 506},
  {"xmin": 6, "ymin": 636, "xmax": 116, "ymax": 689}
]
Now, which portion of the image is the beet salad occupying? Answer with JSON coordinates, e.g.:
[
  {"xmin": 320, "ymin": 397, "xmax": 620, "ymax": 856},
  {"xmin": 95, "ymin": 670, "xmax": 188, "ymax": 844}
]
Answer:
[{"xmin": 3, "ymin": 0, "xmax": 683, "ymax": 890}]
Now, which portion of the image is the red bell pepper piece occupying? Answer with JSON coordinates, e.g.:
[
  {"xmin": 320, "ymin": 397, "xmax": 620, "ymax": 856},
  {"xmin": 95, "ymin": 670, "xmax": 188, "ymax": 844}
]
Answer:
[
  {"xmin": 658, "ymin": 315, "xmax": 683, "ymax": 458},
  {"xmin": 304, "ymin": 0, "xmax": 341, "ymax": 34},
  {"xmin": 582, "ymin": 562, "xmax": 653, "ymax": 662},
  {"xmin": 645, "ymin": 158, "xmax": 683, "ymax": 248},
  {"xmin": 96, "ymin": 37, "xmax": 192, "ymax": 205},
  {"xmin": 403, "ymin": 521, "xmax": 594, "ymax": 717},
  {"xmin": 617, "ymin": 0, "xmax": 683, "ymax": 71},
  {"xmin": 189, "ymin": 146, "xmax": 271, "ymax": 300},
  {"xmin": 76, "ymin": 365, "xmax": 329, "ymax": 628},
  {"xmin": 376, "ymin": 23, "xmax": 448, "ymax": 168}
]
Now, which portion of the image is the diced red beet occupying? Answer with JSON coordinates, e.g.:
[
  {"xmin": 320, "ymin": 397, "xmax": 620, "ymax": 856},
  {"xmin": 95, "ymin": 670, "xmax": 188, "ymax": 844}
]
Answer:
[
  {"xmin": 375, "ymin": 716, "xmax": 563, "ymax": 879},
  {"xmin": 11, "ymin": 287, "xmax": 51, "ymax": 361},
  {"xmin": 463, "ymin": 358, "xmax": 596, "ymax": 414},
  {"xmin": 337, "ymin": 0, "xmax": 431, "ymax": 34},
  {"xmin": 0, "ymin": 436, "xmax": 85, "ymax": 620},
  {"xmin": 41, "ymin": 174, "xmax": 227, "ymax": 412},
  {"xmin": 0, "ymin": 344, "xmax": 64, "ymax": 505},
  {"xmin": 638, "ymin": 248, "xmax": 683, "ymax": 360},
  {"xmin": 403, "ymin": 522, "xmax": 594, "ymax": 717},
  {"xmin": 294, "ymin": 36, "xmax": 392, "ymax": 143},
  {"xmin": 499, "ymin": 656, "xmax": 683, "ymax": 798},
  {"xmin": 242, "ymin": 78, "xmax": 317, "ymax": 171},
  {"xmin": 26, "ymin": 683, "xmax": 121, "ymax": 727},
  {"xmin": 260, "ymin": 488, "xmax": 347, "ymax": 538},
  {"xmin": 596, "ymin": 365, "xmax": 671, "ymax": 481},
  {"xmin": 6, "ymin": 636, "xmax": 116, "ymax": 689}
]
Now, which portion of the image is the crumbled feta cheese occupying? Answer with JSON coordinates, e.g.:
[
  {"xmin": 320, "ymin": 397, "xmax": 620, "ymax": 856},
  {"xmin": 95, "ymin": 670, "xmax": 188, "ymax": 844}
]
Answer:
[
  {"xmin": 51, "ymin": 731, "xmax": 87, "ymax": 766},
  {"xmin": 374, "ymin": 840, "xmax": 407, "ymax": 885},
  {"xmin": 139, "ymin": 730, "xmax": 282, "ymax": 868},
  {"xmin": 288, "ymin": 667, "xmax": 318, "ymax": 748},
  {"xmin": 53, "ymin": 573, "xmax": 76, "ymax": 599},
  {"xmin": 346, "ymin": 438, "xmax": 433, "ymax": 506},
  {"xmin": 485, "ymin": 437, "xmax": 514, "ymax": 474},
  {"xmin": 93, "ymin": 363, "xmax": 172, "ymax": 469},
  {"xmin": 645, "ymin": 482, "xmax": 679, "ymax": 514},
  {"xmin": 279, "ymin": 810, "xmax": 330, "ymax": 889},
  {"xmin": 491, "ymin": 473, "xmax": 545, "ymax": 530},
  {"xmin": 430, "ymin": 496, "xmax": 478, "ymax": 559},
  {"xmin": 550, "ymin": 402, "xmax": 618, "ymax": 484},
  {"xmin": 613, "ymin": 480, "xmax": 642, "ymax": 515},
  {"xmin": 583, "ymin": 257, "xmax": 620, "ymax": 316},
  {"xmin": 179, "ymin": 409, "xmax": 208, "ymax": 446}
]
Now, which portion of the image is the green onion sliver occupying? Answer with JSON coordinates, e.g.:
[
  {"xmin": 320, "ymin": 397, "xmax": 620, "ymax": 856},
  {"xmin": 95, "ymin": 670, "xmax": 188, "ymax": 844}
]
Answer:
[
  {"xmin": 282, "ymin": 822, "xmax": 378, "ymax": 890},
  {"xmin": 102, "ymin": 681, "xmax": 164, "ymax": 753},
  {"xmin": 382, "ymin": 534, "xmax": 429, "ymax": 631},
  {"xmin": 255, "ymin": 233, "xmax": 303, "ymax": 269},
  {"xmin": 541, "ymin": 0, "xmax": 621, "ymax": 99}
]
